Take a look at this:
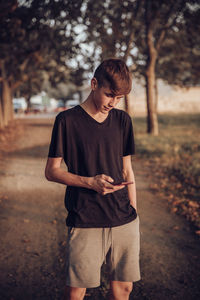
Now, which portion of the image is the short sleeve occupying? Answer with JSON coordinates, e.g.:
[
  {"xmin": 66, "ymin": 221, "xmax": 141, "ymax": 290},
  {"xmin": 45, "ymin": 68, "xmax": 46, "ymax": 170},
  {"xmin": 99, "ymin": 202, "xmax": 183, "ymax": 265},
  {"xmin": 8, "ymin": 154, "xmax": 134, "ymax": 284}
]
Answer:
[
  {"xmin": 123, "ymin": 114, "xmax": 135, "ymax": 156},
  {"xmin": 48, "ymin": 115, "xmax": 65, "ymax": 158}
]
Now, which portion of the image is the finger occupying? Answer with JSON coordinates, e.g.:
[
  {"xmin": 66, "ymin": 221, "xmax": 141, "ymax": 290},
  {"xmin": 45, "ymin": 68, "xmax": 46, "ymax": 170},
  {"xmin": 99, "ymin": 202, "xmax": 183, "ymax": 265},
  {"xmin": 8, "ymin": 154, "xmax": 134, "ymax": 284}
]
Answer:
[
  {"xmin": 103, "ymin": 184, "xmax": 125, "ymax": 195},
  {"xmin": 103, "ymin": 180, "xmax": 118, "ymax": 188},
  {"xmin": 102, "ymin": 174, "xmax": 114, "ymax": 183},
  {"xmin": 104, "ymin": 182, "xmax": 115, "ymax": 189},
  {"xmin": 102, "ymin": 189, "xmax": 113, "ymax": 195},
  {"xmin": 114, "ymin": 185, "xmax": 125, "ymax": 191}
]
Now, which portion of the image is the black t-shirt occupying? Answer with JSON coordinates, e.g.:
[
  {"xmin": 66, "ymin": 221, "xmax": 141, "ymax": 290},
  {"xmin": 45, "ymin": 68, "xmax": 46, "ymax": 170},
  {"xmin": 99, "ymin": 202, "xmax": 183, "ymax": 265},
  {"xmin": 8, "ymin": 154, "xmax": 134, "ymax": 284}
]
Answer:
[{"xmin": 48, "ymin": 105, "xmax": 137, "ymax": 227}]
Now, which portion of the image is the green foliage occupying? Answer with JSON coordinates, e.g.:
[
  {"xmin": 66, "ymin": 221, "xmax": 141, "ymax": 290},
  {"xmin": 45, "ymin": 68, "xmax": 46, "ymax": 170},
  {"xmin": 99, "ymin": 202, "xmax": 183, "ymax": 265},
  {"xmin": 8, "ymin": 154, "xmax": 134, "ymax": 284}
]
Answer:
[
  {"xmin": 157, "ymin": 5, "xmax": 200, "ymax": 87},
  {"xmin": 84, "ymin": 0, "xmax": 200, "ymax": 86},
  {"xmin": 0, "ymin": 0, "xmax": 84, "ymax": 99}
]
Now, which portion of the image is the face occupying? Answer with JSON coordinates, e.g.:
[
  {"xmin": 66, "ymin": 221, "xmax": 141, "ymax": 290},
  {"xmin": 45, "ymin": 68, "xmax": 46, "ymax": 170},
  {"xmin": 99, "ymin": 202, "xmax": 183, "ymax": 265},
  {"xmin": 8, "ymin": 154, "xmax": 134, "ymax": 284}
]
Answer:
[{"xmin": 91, "ymin": 78, "xmax": 124, "ymax": 114}]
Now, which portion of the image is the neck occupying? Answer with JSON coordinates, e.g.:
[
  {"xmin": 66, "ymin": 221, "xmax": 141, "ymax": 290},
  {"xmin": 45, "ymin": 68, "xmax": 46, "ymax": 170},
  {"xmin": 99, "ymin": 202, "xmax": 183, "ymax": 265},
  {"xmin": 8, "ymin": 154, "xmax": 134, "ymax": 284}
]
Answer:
[
  {"xmin": 81, "ymin": 92, "xmax": 102, "ymax": 116},
  {"xmin": 80, "ymin": 92, "xmax": 109, "ymax": 122}
]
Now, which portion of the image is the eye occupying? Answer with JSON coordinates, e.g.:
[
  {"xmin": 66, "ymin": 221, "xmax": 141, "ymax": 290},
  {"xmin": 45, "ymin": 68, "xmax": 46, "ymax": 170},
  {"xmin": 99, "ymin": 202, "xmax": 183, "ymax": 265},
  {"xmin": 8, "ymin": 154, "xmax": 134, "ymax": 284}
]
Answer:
[
  {"xmin": 117, "ymin": 96, "xmax": 124, "ymax": 100},
  {"xmin": 105, "ymin": 93, "xmax": 114, "ymax": 98}
]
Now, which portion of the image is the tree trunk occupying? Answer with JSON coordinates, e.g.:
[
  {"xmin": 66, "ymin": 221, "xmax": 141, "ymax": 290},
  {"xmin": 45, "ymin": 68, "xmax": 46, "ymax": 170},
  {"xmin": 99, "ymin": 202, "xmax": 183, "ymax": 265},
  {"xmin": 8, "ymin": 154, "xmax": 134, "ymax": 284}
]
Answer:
[
  {"xmin": 8, "ymin": 84, "xmax": 14, "ymax": 121},
  {"xmin": 2, "ymin": 79, "xmax": 13, "ymax": 126},
  {"xmin": 27, "ymin": 96, "xmax": 32, "ymax": 112},
  {"xmin": 78, "ymin": 90, "xmax": 83, "ymax": 103},
  {"xmin": 144, "ymin": 0, "xmax": 159, "ymax": 136},
  {"xmin": 1, "ymin": 81, "xmax": 9, "ymax": 127},
  {"xmin": 145, "ymin": 28, "xmax": 159, "ymax": 135},
  {"xmin": 145, "ymin": 67, "xmax": 159, "ymax": 135},
  {"xmin": 0, "ymin": 89, "xmax": 5, "ymax": 129},
  {"xmin": 0, "ymin": 60, "xmax": 14, "ymax": 127},
  {"xmin": 124, "ymin": 94, "xmax": 131, "ymax": 115},
  {"xmin": 155, "ymin": 78, "xmax": 158, "ymax": 113}
]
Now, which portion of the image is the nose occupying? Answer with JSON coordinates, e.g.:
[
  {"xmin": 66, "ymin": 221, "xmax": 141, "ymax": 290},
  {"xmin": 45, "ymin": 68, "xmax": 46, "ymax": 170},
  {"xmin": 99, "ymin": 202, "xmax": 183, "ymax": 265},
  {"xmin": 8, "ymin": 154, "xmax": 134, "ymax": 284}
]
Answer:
[{"xmin": 108, "ymin": 97, "xmax": 119, "ymax": 107}]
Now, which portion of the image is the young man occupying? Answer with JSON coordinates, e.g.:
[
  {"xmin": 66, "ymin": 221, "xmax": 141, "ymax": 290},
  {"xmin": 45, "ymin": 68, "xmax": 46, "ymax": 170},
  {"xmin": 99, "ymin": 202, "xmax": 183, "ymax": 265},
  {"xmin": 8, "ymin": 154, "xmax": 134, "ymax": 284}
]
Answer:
[{"xmin": 45, "ymin": 58, "xmax": 140, "ymax": 300}]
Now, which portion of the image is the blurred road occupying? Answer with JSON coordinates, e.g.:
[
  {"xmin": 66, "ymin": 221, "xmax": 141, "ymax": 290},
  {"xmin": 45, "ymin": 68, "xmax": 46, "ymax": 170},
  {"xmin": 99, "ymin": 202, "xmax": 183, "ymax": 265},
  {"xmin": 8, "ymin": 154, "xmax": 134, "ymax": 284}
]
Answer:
[{"xmin": 0, "ymin": 117, "xmax": 199, "ymax": 300}]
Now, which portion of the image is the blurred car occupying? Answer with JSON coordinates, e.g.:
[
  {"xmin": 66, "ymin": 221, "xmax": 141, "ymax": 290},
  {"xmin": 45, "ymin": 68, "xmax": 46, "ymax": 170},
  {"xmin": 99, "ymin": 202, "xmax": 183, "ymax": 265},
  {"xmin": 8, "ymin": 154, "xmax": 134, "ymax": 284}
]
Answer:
[
  {"xmin": 30, "ymin": 103, "xmax": 45, "ymax": 113},
  {"xmin": 66, "ymin": 100, "xmax": 80, "ymax": 109},
  {"xmin": 54, "ymin": 100, "xmax": 68, "ymax": 112},
  {"xmin": 54, "ymin": 99, "xmax": 80, "ymax": 112},
  {"xmin": 13, "ymin": 98, "xmax": 27, "ymax": 113}
]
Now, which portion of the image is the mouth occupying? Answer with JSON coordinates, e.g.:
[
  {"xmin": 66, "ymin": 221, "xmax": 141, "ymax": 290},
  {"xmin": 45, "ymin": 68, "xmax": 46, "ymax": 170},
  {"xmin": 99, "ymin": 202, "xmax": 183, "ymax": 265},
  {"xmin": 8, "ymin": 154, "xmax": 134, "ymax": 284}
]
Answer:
[{"xmin": 103, "ymin": 106, "xmax": 111, "ymax": 111}]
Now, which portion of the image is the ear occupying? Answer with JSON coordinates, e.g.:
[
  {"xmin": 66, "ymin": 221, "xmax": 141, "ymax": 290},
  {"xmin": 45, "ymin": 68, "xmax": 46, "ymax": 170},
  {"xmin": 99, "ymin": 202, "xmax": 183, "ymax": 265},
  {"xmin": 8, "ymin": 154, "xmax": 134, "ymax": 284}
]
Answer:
[{"xmin": 91, "ymin": 77, "xmax": 98, "ymax": 90}]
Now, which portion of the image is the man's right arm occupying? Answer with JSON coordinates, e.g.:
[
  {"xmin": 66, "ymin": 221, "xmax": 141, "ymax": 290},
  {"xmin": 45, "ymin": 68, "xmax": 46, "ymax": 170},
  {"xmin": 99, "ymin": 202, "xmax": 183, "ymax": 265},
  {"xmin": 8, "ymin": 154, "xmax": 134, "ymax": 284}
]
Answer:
[
  {"xmin": 45, "ymin": 157, "xmax": 124, "ymax": 195},
  {"xmin": 45, "ymin": 157, "xmax": 93, "ymax": 188}
]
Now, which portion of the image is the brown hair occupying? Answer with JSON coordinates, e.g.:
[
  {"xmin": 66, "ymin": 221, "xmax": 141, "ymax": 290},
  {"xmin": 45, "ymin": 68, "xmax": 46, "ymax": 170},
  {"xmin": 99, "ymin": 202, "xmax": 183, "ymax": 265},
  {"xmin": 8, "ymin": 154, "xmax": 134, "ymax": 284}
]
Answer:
[{"xmin": 94, "ymin": 58, "xmax": 132, "ymax": 95}]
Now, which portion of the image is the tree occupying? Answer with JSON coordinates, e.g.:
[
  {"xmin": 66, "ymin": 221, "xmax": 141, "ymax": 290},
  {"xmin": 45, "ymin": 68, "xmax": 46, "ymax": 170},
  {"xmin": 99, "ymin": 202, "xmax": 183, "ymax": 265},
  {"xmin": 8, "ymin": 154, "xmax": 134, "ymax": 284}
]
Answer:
[
  {"xmin": 83, "ymin": 0, "xmax": 141, "ymax": 115},
  {"xmin": 83, "ymin": 0, "xmax": 199, "ymax": 135},
  {"xmin": 140, "ymin": 0, "xmax": 199, "ymax": 134},
  {"xmin": 156, "ymin": 4, "xmax": 200, "ymax": 87},
  {"xmin": 0, "ymin": 0, "xmax": 83, "ymax": 129}
]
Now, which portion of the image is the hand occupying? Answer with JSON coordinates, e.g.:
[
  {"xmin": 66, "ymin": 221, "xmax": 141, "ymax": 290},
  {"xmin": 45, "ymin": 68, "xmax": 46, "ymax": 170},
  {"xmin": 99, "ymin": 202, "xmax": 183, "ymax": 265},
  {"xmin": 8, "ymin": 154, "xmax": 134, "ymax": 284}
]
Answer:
[{"xmin": 91, "ymin": 174, "xmax": 125, "ymax": 195}]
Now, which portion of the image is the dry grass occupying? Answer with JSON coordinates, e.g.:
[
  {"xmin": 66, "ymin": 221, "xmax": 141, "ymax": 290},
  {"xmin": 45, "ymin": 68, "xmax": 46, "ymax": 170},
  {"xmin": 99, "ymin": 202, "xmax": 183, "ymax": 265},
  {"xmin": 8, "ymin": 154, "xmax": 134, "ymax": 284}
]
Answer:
[{"xmin": 134, "ymin": 113, "xmax": 200, "ymax": 231}]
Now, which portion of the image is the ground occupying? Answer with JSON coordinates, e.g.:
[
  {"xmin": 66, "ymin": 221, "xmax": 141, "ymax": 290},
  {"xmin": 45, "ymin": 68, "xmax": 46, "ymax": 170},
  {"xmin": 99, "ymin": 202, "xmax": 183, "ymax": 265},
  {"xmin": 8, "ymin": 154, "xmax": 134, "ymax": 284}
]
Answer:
[{"xmin": 0, "ymin": 116, "xmax": 200, "ymax": 300}]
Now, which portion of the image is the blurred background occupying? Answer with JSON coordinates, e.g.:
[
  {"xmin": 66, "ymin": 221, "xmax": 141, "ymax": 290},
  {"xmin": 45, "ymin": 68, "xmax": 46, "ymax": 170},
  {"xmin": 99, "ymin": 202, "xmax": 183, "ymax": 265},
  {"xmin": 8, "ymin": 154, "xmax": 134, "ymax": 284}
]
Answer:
[
  {"xmin": 0, "ymin": 1, "xmax": 200, "ymax": 299},
  {"xmin": 0, "ymin": 0, "xmax": 200, "ymax": 130}
]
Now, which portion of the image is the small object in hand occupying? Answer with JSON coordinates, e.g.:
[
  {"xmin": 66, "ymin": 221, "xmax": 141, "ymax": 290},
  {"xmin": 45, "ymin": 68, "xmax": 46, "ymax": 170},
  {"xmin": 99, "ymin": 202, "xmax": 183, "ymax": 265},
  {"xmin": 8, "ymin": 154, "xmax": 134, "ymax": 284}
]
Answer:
[{"xmin": 112, "ymin": 181, "xmax": 133, "ymax": 186}]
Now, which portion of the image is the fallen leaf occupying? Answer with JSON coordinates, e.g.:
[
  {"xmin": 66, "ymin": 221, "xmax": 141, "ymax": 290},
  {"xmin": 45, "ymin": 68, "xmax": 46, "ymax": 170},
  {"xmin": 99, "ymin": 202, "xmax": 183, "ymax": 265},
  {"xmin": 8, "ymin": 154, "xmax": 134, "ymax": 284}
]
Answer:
[
  {"xmin": 188, "ymin": 201, "xmax": 199, "ymax": 208},
  {"xmin": 173, "ymin": 226, "xmax": 180, "ymax": 230},
  {"xmin": 149, "ymin": 183, "xmax": 159, "ymax": 190},
  {"xmin": 176, "ymin": 183, "xmax": 182, "ymax": 189},
  {"xmin": 23, "ymin": 219, "xmax": 30, "ymax": 223},
  {"xmin": 172, "ymin": 207, "xmax": 178, "ymax": 213},
  {"xmin": 22, "ymin": 239, "xmax": 30, "ymax": 243}
]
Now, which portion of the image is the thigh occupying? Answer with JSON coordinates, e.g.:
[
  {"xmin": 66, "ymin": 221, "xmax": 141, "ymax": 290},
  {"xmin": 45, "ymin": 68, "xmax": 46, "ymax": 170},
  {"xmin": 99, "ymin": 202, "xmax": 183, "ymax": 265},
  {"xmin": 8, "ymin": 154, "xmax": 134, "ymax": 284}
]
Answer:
[
  {"xmin": 66, "ymin": 227, "xmax": 103, "ymax": 288},
  {"xmin": 110, "ymin": 216, "xmax": 141, "ymax": 282}
]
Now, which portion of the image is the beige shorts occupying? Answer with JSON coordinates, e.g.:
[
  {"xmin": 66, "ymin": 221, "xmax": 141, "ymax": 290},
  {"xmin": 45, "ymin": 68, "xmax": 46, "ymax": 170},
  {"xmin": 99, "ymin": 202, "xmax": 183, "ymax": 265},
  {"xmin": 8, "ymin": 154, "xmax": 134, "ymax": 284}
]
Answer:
[{"xmin": 65, "ymin": 216, "xmax": 141, "ymax": 288}]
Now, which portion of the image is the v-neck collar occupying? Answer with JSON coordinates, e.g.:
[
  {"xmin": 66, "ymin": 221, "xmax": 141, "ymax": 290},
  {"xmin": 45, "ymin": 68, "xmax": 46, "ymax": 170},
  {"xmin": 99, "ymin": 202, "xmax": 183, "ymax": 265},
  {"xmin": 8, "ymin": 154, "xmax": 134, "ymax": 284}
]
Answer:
[{"xmin": 77, "ymin": 105, "xmax": 111, "ymax": 125}]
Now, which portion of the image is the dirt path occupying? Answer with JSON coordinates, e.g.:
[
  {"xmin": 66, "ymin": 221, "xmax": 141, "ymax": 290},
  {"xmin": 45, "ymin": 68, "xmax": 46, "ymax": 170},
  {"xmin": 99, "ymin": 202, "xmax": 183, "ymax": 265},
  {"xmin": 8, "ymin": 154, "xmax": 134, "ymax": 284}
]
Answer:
[{"xmin": 0, "ymin": 116, "xmax": 199, "ymax": 300}]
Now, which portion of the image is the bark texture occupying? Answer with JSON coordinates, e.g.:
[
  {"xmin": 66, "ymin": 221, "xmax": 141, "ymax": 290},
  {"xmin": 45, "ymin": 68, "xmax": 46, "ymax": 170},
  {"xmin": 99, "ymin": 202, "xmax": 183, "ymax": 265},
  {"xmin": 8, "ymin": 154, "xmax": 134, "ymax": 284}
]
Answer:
[
  {"xmin": 145, "ymin": 1, "xmax": 159, "ymax": 136},
  {"xmin": 0, "ymin": 60, "xmax": 14, "ymax": 129}
]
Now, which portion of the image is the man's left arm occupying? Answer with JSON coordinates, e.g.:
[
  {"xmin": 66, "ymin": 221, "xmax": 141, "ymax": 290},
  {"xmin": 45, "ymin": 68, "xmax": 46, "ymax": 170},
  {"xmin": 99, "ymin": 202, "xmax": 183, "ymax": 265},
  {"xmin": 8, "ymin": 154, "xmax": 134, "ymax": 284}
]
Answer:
[{"xmin": 122, "ymin": 155, "xmax": 137, "ymax": 211}]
